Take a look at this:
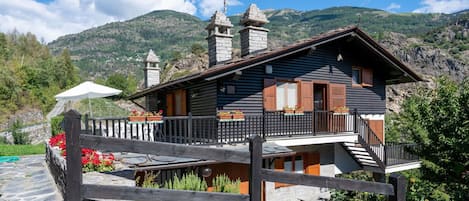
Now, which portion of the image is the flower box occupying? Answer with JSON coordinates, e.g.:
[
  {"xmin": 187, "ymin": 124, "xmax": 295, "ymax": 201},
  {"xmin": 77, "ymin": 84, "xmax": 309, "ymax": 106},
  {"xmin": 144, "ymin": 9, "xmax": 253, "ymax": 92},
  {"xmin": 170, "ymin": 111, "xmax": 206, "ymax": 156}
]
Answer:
[
  {"xmin": 232, "ymin": 114, "xmax": 245, "ymax": 120},
  {"xmin": 284, "ymin": 109, "xmax": 294, "ymax": 114},
  {"xmin": 146, "ymin": 116, "xmax": 163, "ymax": 122},
  {"xmin": 218, "ymin": 114, "xmax": 232, "ymax": 120},
  {"xmin": 128, "ymin": 116, "xmax": 146, "ymax": 122}
]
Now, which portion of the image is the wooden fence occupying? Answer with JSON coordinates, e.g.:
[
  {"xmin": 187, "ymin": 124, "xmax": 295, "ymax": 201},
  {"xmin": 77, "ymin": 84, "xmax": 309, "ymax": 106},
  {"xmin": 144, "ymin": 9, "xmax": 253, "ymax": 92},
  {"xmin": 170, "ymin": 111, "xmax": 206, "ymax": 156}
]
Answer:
[{"xmin": 64, "ymin": 110, "xmax": 406, "ymax": 201}]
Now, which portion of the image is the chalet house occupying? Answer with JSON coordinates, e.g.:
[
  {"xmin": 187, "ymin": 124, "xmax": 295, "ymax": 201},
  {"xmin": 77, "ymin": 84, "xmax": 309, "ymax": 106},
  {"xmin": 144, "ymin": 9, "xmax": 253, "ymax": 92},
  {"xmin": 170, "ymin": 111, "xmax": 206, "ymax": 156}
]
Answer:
[{"xmin": 124, "ymin": 4, "xmax": 422, "ymax": 201}]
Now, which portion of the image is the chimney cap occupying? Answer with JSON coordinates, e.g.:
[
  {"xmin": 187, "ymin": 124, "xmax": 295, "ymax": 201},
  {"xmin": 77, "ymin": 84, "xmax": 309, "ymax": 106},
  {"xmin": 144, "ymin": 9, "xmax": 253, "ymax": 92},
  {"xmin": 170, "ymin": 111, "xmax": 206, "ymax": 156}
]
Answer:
[
  {"xmin": 144, "ymin": 49, "xmax": 160, "ymax": 63},
  {"xmin": 240, "ymin": 4, "xmax": 269, "ymax": 26},
  {"xmin": 206, "ymin": 11, "xmax": 233, "ymax": 30}
]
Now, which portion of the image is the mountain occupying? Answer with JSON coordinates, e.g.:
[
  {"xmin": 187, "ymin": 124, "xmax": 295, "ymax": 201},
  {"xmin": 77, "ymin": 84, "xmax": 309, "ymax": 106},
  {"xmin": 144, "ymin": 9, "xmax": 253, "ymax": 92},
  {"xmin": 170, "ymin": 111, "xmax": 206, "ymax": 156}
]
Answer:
[{"xmin": 48, "ymin": 7, "xmax": 455, "ymax": 80}]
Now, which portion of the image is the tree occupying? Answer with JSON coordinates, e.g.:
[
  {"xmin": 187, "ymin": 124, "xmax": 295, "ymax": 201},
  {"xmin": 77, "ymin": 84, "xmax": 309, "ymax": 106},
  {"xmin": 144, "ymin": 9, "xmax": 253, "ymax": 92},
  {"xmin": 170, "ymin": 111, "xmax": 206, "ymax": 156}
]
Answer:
[
  {"xmin": 190, "ymin": 43, "xmax": 205, "ymax": 56},
  {"xmin": 395, "ymin": 77, "xmax": 469, "ymax": 200},
  {"xmin": 105, "ymin": 73, "xmax": 137, "ymax": 97}
]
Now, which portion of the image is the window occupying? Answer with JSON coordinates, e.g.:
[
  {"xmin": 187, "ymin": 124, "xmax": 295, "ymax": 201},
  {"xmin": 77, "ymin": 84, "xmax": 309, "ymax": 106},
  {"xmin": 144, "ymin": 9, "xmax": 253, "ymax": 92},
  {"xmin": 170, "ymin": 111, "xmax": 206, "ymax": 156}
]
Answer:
[
  {"xmin": 274, "ymin": 152, "xmax": 320, "ymax": 188},
  {"xmin": 166, "ymin": 89, "xmax": 187, "ymax": 116},
  {"xmin": 352, "ymin": 67, "xmax": 361, "ymax": 85},
  {"xmin": 352, "ymin": 66, "xmax": 373, "ymax": 87},
  {"xmin": 276, "ymin": 81, "xmax": 297, "ymax": 110}
]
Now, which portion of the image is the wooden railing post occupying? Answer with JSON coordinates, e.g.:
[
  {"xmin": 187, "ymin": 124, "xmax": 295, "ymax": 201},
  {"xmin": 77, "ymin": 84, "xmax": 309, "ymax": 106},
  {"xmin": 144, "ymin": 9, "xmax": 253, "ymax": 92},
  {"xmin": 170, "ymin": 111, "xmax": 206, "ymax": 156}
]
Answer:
[
  {"xmin": 188, "ymin": 112, "xmax": 192, "ymax": 144},
  {"xmin": 262, "ymin": 109, "xmax": 266, "ymax": 139},
  {"xmin": 64, "ymin": 110, "xmax": 83, "ymax": 201},
  {"xmin": 389, "ymin": 173, "xmax": 407, "ymax": 201},
  {"xmin": 353, "ymin": 108, "xmax": 358, "ymax": 133},
  {"xmin": 249, "ymin": 135, "xmax": 263, "ymax": 201},
  {"xmin": 84, "ymin": 114, "xmax": 89, "ymax": 134}
]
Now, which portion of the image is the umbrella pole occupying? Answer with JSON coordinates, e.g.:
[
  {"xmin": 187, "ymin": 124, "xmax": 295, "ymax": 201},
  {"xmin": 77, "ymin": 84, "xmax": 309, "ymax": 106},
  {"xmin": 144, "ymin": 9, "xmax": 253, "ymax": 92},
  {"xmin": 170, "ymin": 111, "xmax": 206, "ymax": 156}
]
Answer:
[{"xmin": 88, "ymin": 98, "xmax": 93, "ymax": 117}]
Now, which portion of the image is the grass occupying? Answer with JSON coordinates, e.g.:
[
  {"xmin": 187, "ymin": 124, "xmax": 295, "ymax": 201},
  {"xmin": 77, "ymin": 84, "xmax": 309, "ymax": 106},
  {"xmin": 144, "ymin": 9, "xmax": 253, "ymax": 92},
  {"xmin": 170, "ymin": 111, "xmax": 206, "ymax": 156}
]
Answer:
[{"xmin": 0, "ymin": 144, "xmax": 45, "ymax": 156}]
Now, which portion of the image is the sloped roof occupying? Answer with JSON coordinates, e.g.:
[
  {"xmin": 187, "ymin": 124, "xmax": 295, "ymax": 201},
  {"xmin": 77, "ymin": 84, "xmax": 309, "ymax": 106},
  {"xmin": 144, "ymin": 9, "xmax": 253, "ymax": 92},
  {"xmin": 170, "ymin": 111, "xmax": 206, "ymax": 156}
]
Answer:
[{"xmin": 129, "ymin": 26, "xmax": 423, "ymax": 100}]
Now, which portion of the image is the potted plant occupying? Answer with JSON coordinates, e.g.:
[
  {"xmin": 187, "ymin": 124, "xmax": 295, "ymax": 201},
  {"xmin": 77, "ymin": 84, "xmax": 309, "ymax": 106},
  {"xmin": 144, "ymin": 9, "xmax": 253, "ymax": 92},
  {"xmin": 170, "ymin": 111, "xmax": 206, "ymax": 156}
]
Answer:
[
  {"xmin": 283, "ymin": 106, "xmax": 294, "ymax": 114},
  {"xmin": 294, "ymin": 105, "xmax": 304, "ymax": 114},
  {"xmin": 217, "ymin": 111, "xmax": 232, "ymax": 120},
  {"xmin": 128, "ymin": 110, "xmax": 146, "ymax": 122},
  {"xmin": 231, "ymin": 110, "xmax": 245, "ymax": 120},
  {"xmin": 146, "ymin": 110, "xmax": 163, "ymax": 122},
  {"xmin": 333, "ymin": 106, "xmax": 349, "ymax": 114}
]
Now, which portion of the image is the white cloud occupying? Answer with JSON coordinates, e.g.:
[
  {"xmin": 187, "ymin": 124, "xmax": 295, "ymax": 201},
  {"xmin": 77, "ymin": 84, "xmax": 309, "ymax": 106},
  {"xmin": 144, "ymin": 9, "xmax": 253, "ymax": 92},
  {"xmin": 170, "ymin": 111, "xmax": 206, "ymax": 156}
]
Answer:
[
  {"xmin": 386, "ymin": 3, "xmax": 401, "ymax": 11},
  {"xmin": 413, "ymin": 0, "xmax": 469, "ymax": 13},
  {"xmin": 198, "ymin": 0, "xmax": 242, "ymax": 18},
  {"xmin": 0, "ymin": 0, "xmax": 197, "ymax": 43}
]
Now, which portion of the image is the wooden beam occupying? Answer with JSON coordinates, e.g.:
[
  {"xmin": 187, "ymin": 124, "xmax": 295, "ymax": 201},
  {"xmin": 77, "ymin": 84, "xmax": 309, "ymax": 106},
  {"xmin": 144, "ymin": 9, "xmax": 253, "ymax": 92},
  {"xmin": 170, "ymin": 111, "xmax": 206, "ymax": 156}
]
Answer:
[
  {"xmin": 260, "ymin": 169, "xmax": 395, "ymax": 195},
  {"xmin": 82, "ymin": 184, "xmax": 250, "ymax": 201},
  {"xmin": 64, "ymin": 110, "xmax": 83, "ymax": 201},
  {"xmin": 389, "ymin": 173, "xmax": 407, "ymax": 201},
  {"xmin": 249, "ymin": 135, "xmax": 262, "ymax": 201},
  {"xmin": 80, "ymin": 135, "xmax": 251, "ymax": 164}
]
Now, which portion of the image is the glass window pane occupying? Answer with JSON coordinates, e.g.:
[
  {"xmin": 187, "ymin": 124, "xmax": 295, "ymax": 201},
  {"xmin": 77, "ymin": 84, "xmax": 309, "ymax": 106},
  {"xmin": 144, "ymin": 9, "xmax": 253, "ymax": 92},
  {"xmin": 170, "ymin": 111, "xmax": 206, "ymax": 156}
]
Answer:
[
  {"xmin": 276, "ymin": 82, "xmax": 286, "ymax": 110},
  {"xmin": 284, "ymin": 157, "xmax": 292, "ymax": 172},
  {"xmin": 175, "ymin": 92, "xmax": 181, "ymax": 115},
  {"xmin": 287, "ymin": 83, "xmax": 297, "ymax": 108},
  {"xmin": 294, "ymin": 156, "xmax": 304, "ymax": 173},
  {"xmin": 352, "ymin": 69, "xmax": 361, "ymax": 84}
]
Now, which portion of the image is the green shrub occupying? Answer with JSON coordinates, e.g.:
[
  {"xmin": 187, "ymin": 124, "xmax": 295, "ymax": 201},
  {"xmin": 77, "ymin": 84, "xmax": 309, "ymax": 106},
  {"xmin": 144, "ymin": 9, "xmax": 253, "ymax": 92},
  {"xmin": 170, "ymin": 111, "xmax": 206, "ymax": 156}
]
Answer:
[
  {"xmin": 137, "ymin": 171, "xmax": 160, "ymax": 189},
  {"xmin": 50, "ymin": 115, "xmax": 64, "ymax": 136},
  {"xmin": 10, "ymin": 120, "xmax": 29, "ymax": 145},
  {"xmin": 163, "ymin": 172, "xmax": 207, "ymax": 191},
  {"xmin": 212, "ymin": 174, "xmax": 241, "ymax": 193}
]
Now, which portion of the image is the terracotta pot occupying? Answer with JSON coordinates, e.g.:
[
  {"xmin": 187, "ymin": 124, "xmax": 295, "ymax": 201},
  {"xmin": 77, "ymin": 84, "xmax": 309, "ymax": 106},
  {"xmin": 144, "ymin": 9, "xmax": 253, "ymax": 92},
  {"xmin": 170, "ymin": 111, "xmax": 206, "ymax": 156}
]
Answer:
[
  {"xmin": 284, "ymin": 109, "xmax": 294, "ymax": 114},
  {"xmin": 218, "ymin": 114, "xmax": 232, "ymax": 120},
  {"xmin": 146, "ymin": 116, "xmax": 163, "ymax": 121},
  {"xmin": 295, "ymin": 109, "xmax": 304, "ymax": 114},
  {"xmin": 232, "ymin": 114, "xmax": 244, "ymax": 119},
  {"xmin": 128, "ymin": 116, "xmax": 146, "ymax": 122}
]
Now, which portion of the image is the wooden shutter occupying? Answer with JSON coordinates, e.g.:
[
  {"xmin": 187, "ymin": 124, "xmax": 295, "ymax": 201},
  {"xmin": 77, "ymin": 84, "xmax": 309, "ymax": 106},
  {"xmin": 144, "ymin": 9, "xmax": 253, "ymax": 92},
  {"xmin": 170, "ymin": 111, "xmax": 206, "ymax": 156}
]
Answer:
[
  {"xmin": 298, "ymin": 81, "xmax": 313, "ymax": 111},
  {"xmin": 368, "ymin": 120, "xmax": 384, "ymax": 144},
  {"xmin": 177, "ymin": 89, "xmax": 187, "ymax": 115},
  {"xmin": 328, "ymin": 84, "xmax": 346, "ymax": 111},
  {"xmin": 263, "ymin": 79, "xmax": 277, "ymax": 111},
  {"xmin": 362, "ymin": 67, "xmax": 373, "ymax": 87},
  {"xmin": 274, "ymin": 157, "xmax": 289, "ymax": 188},
  {"xmin": 166, "ymin": 93, "xmax": 174, "ymax": 116},
  {"xmin": 304, "ymin": 152, "xmax": 320, "ymax": 176}
]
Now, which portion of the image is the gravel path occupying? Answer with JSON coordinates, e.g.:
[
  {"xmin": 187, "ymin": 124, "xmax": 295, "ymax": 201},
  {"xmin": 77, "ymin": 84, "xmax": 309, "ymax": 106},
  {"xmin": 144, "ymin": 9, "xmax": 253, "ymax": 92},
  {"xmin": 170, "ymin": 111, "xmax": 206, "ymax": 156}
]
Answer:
[{"xmin": 0, "ymin": 155, "xmax": 62, "ymax": 201}]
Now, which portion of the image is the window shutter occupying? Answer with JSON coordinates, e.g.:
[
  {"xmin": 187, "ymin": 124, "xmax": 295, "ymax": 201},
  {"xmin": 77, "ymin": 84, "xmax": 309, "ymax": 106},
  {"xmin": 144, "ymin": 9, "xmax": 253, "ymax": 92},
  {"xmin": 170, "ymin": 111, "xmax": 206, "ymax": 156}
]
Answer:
[
  {"xmin": 367, "ymin": 120, "xmax": 384, "ymax": 144},
  {"xmin": 298, "ymin": 81, "xmax": 313, "ymax": 111},
  {"xmin": 304, "ymin": 152, "xmax": 320, "ymax": 175},
  {"xmin": 362, "ymin": 68, "xmax": 373, "ymax": 87},
  {"xmin": 328, "ymin": 84, "xmax": 346, "ymax": 111},
  {"xmin": 263, "ymin": 79, "xmax": 276, "ymax": 111},
  {"xmin": 166, "ymin": 93, "xmax": 174, "ymax": 116},
  {"xmin": 179, "ymin": 89, "xmax": 187, "ymax": 115},
  {"xmin": 274, "ymin": 158, "xmax": 288, "ymax": 188}
]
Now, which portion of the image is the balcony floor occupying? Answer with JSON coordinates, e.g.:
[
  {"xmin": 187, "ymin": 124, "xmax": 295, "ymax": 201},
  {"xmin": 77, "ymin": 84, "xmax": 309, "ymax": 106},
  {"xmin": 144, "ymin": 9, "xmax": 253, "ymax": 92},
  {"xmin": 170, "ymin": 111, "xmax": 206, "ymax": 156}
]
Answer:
[{"xmin": 266, "ymin": 132, "xmax": 357, "ymax": 147}]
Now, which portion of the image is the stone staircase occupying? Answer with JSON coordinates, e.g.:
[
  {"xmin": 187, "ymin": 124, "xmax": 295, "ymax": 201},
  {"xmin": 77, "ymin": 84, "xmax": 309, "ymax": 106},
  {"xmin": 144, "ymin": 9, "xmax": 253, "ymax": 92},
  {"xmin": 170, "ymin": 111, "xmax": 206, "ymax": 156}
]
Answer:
[{"xmin": 342, "ymin": 142, "xmax": 380, "ymax": 168}]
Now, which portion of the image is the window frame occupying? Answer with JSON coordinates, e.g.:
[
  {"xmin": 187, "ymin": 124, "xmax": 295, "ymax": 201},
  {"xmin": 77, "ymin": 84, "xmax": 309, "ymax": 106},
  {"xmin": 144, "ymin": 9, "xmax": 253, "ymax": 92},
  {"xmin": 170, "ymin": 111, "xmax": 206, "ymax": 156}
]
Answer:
[
  {"xmin": 352, "ymin": 66, "xmax": 373, "ymax": 88},
  {"xmin": 275, "ymin": 79, "xmax": 298, "ymax": 111},
  {"xmin": 352, "ymin": 67, "xmax": 362, "ymax": 88}
]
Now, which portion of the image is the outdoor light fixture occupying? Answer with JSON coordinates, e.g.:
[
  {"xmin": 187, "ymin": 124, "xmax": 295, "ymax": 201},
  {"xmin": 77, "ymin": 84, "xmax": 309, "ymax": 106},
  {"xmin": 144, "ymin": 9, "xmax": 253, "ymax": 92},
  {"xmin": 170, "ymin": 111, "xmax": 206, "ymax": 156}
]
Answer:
[
  {"xmin": 265, "ymin": 65, "xmax": 273, "ymax": 74},
  {"xmin": 337, "ymin": 53, "xmax": 343, "ymax": 62},
  {"xmin": 202, "ymin": 167, "xmax": 212, "ymax": 178}
]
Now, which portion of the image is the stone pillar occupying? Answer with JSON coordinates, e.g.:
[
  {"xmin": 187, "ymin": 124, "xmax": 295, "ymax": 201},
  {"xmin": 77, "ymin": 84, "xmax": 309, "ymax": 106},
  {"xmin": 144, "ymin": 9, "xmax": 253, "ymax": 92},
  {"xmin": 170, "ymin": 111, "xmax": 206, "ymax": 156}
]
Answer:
[
  {"xmin": 143, "ymin": 49, "xmax": 160, "ymax": 88},
  {"xmin": 239, "ymin": 4, "xmax": 269, "ymax": 57},
  {"xmin": 206, "ymin": 11, "xmax": 233, "ymax": 67}
]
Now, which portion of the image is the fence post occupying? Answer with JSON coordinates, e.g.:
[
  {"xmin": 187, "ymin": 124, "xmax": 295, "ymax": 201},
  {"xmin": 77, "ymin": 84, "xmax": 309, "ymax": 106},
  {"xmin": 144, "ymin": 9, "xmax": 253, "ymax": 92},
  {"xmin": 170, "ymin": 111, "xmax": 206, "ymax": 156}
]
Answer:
[
  {"xmin": 353, "ymin": 108, "xmax": 358, "ymax": 133},
  {"xmin": 249, "ymin": 135, "xmax": 263, "ymax": 201},
  {"xmin": 262, "ymin": 109, "xmax": 266, "ymax": 139},
  {"xmin": 188, "ymin": 112, "xmax": 193, "ymax": 144},
  {"xmin": 84, "ymin": 114, "xmax": 89, "ymax": 134},
  {"xmin": 389, "ymin": 173, "xmax": 407, "ymax": 201},
  {"xmin": 64, "ymin": 110, "xmax": 83, "ymax": 201}
]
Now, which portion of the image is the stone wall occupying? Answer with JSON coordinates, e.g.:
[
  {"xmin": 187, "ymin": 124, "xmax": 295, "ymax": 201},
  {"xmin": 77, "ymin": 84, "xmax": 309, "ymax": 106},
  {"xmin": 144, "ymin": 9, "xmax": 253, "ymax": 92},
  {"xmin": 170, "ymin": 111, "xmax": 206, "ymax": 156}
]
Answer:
[
  {"xmin": 208, "ymin": 34, "xmax": 232, "ymax": 66},
  {"xmin": 45, "ymin": 143, "xmax": 67, "ymax": 198},
  {"xmin": 240, "ymin": 26, "xmax": 268, "ymax": 56}
]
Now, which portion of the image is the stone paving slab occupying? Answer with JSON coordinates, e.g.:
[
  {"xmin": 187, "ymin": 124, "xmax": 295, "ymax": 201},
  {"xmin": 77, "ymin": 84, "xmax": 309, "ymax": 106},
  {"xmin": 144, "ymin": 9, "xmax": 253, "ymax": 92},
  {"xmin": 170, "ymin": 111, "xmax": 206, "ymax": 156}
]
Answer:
[{"xmin": 0, "ymin": 155, "xmax": 62, "ymax": 201}]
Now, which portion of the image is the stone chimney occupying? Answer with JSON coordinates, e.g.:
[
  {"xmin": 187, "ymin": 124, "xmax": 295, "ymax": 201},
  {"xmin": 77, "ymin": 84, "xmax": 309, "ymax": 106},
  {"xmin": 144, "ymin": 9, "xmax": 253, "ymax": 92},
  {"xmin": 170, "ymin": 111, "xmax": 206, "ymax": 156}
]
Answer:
[
  {"xmin": 206, "ymin": 11, "xmax": 233, "ymax": 67},
  {"xmin": 239, "ymin": 4, "xmax": 269, "ymax": 57},
  {"xmin": 143, "ymin": 49, "xmax": 160, "ymax": 88}
]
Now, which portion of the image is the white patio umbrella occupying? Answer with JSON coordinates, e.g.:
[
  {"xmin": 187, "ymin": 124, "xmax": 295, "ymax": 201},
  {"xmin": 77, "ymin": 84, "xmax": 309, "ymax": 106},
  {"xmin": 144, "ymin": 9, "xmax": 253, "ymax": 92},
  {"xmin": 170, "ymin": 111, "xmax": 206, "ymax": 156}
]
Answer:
[{"xmin": 54, "ymin": 81, "xmax": 122, "ymax": 117}]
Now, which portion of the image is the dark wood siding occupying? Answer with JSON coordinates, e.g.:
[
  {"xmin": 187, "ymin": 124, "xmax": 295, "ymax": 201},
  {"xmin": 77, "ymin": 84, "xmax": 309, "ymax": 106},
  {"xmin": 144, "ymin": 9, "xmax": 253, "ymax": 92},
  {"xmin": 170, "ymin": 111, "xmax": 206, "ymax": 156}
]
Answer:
[
  {"xmin": 189, "ymin": 81, "xmax": 217, "ymax": 116},
  {"xmin": 217, "ymin": 45, "xmax": 386, "ymax": 114}
]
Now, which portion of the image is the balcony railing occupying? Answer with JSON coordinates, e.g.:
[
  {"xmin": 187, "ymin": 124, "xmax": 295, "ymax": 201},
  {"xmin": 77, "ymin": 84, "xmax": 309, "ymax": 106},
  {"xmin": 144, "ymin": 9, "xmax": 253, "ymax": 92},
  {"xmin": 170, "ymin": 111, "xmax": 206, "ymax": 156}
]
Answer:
[
  {"xmin": 84, "ymin": 111, "xmax": 355, "ymax": 145},
  {"xmin": 385, "ymin": 143, "xmax": 419, "ymax": 166}
]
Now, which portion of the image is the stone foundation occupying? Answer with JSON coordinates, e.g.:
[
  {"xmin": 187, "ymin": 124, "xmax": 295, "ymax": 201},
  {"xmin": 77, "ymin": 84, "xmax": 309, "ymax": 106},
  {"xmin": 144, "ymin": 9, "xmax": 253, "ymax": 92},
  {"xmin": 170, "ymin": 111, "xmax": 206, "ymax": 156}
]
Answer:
[{"xmin": 45, "ymin": 142, "xmax": 67, "ymax": 198}]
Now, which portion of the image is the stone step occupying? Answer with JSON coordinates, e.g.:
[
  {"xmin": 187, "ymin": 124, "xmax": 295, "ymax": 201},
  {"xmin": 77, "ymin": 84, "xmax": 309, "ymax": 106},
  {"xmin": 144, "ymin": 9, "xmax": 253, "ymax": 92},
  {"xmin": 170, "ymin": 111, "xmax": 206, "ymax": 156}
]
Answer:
[
  {"xmin": 343, "ymin": 142, "xmax": 357, "ymax": 147},
  {"xmin": 361, "ymin": 162, "xmax": 379, "ymax": 167},
  {"xmin": 355, "ymin": 155, "xmax": 373, "ymax": 160},
  {"xmin": 346, "ymin": 147, "xmax": 367, "ymax": 152},
  {"xmin": 350, "ymin": 150, "xmax": 370, "ymax": 156},
  {"xmin": 358, "ymin": 158, "xmax": 377, "ymax": 164}
]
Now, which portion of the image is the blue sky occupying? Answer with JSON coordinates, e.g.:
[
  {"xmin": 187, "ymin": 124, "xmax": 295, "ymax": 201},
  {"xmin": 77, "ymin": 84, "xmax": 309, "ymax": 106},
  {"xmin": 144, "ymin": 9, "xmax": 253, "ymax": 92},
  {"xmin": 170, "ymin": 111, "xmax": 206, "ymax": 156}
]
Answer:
[{"xmin": 0, "ymin": 0, "xmax": 468, "ymax": 42}]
